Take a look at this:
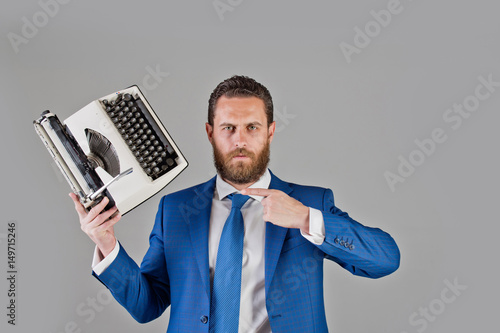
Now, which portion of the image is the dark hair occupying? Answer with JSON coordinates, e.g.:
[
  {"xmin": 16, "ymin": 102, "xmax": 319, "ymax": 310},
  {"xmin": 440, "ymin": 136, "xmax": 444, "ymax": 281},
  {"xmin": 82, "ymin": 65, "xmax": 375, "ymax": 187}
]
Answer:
[{"xmin": 207, "ymin": 75, "xmax": 273, "ymax": 126}]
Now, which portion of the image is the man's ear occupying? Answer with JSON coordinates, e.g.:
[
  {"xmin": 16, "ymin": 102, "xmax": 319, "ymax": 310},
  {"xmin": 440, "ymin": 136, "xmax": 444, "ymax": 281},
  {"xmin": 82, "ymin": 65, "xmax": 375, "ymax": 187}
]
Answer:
[
  {"xmin": 268, "ymin": 121, "xmax": 276, "ymax": 143},
  {"xmin": 206, "ymin": 122, "xmax": 214, "ymax": 144}
]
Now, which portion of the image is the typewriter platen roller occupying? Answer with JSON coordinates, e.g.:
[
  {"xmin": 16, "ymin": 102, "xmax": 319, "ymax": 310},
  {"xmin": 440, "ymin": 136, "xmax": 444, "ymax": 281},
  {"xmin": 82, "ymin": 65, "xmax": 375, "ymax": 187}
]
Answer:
[{"xmin": 34, "ymin": 85, "xmax": 188, "ymax": 215}]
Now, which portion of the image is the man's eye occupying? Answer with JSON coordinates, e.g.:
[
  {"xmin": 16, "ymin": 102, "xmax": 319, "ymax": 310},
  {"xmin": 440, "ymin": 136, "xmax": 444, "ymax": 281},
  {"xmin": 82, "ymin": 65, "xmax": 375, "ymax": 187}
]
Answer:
[
  {"xmin": 223, "ymin": 126, "xmax": 233, "ymax": 131},
  {"xmin": 248, "ymin": 125, "xmax": 257, "ymax": 130}
]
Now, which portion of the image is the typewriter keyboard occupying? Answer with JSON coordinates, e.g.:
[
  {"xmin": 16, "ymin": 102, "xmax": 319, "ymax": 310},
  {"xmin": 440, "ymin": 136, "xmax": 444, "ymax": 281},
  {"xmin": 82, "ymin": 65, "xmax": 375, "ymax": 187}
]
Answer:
[{"xmin": 100, "ymin": 93, "xmax": 178, "ymax": 181}]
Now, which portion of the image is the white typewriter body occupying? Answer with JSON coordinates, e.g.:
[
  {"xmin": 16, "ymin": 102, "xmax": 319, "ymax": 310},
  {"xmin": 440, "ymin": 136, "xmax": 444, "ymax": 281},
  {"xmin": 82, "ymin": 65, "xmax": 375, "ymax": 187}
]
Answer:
[{"xmin": 34, "ymin": 85, "xmax": 188, "ymax": 215}]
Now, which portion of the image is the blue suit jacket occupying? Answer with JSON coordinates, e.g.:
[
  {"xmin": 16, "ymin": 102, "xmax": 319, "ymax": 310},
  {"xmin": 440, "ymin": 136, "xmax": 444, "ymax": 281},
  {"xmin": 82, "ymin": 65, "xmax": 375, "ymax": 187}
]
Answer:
[{"xmin": 94, "ymin": 171, "xmax": 400, "ymax": 332}]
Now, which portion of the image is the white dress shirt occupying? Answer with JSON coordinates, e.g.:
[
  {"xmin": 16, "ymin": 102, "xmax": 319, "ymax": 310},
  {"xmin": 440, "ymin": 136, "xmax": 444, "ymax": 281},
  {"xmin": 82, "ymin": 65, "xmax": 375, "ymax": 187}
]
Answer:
[{"xmin": 92, "ymin": 169, "xmax": 326, "ymax": 333}]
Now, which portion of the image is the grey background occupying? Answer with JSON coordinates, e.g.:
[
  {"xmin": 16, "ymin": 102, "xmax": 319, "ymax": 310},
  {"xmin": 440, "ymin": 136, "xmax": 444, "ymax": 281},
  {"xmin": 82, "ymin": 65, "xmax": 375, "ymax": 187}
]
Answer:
[{"xmin": 1, "ymin": 0, "xmax": 498, "ymax": 332}]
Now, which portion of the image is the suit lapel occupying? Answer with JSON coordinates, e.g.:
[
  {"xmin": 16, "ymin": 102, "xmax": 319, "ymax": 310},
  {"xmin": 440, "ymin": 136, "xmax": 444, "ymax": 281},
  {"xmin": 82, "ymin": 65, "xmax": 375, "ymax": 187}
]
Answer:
[
  {"xmin": 186, "ymin": 177, "xmax": 216, "ymax": 299},
  {"xmin": 265, "ymin": 171, "xmax": 293, "ymax": 295}
]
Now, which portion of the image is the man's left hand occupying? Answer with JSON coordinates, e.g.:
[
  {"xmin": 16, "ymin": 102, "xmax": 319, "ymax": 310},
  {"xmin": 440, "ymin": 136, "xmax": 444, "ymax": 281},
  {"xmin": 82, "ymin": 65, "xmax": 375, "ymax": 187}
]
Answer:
[{"xmin": 241, "ymin": 188, "xmax": 310, "ymax": 234}]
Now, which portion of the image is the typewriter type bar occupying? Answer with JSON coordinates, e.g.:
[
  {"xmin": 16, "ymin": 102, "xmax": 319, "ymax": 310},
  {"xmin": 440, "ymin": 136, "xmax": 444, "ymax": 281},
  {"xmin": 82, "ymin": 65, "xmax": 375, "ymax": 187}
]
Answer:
[{"xmin": 34, "ymin": 85, "xmax": 188, "ymax": 215}]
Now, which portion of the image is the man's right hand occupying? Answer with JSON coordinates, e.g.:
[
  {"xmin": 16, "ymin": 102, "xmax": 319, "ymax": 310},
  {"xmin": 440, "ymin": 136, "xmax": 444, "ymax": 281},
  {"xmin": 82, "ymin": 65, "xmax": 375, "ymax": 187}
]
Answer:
[{"xmin": 69, "ymin": 193, "xmax": 121, "ymax": 258}]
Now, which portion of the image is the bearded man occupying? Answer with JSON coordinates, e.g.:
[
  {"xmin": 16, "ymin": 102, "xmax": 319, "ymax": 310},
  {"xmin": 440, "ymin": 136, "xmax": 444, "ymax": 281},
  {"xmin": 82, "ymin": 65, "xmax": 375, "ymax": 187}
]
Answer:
[{"xmin": 71, "ymin": 75, "xmax": 400, "ymax": 333}]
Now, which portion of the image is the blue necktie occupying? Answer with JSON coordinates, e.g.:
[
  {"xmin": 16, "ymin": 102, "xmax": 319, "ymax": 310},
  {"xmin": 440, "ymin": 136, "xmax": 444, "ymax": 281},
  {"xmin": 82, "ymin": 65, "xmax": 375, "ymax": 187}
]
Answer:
[{"xmin": 209, "ymin": 193, "xmax": 250, "ymax": 333}]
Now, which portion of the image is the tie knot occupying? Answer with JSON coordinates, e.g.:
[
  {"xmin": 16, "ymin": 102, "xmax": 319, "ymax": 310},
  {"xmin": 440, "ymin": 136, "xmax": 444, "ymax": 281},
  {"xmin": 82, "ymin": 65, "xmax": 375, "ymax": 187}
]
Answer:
[{"xmin": 228, "ymin": 193, "xmax": 250, "ymax": 209}]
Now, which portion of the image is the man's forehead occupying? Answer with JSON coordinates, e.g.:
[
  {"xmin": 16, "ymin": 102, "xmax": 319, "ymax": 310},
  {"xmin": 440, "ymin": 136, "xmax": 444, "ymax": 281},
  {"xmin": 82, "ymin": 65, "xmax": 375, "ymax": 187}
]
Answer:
[{"xmin": 213, "ymin": 96, "xmax": 266, "ymax": 122}]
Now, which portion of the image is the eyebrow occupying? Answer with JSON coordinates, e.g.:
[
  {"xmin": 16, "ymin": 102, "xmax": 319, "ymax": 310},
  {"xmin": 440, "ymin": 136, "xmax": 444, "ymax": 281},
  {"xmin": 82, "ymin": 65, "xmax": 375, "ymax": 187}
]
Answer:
[{"xmin": 218, "ymin": 121, "xmax": 263, "ymax": 128}]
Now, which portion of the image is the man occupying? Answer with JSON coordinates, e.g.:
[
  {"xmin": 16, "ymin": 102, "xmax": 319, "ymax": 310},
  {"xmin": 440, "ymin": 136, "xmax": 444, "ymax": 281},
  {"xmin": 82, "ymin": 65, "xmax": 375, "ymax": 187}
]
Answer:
[{"xmin": 70, "ymin": 75, "xmax": 400, "ymax": 332}]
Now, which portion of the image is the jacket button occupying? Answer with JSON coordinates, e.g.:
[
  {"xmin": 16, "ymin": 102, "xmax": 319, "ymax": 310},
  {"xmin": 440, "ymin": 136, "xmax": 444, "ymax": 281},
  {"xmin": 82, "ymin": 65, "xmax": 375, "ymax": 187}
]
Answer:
[
  {"xmin": 334, "ymin": 238, "xmax": 339, "ymax": 244},
  {"xmin": 349, "ymin": 244, "xmax": 355, "ymax": 250},
  {"xmin": 200, "ymin": 315, "xmax": 208, "ymax": 324}
]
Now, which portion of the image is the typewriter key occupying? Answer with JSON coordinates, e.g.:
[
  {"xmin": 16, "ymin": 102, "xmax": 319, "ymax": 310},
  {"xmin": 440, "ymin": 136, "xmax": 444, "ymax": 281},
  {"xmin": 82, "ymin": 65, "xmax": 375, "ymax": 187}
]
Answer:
[
  {"xmin": 102, "ymin": 99, "xmax": 109, "ymax": 105},
  {"xmin": 124, "ymin": 93, "xmax": 132, "ymax": 101},
  {"xmin": 153, "ymin": 167, "xmax": 160, "ymax": 173},
  {"xmin": 167, "ymin": 158, "xmax": 174, "ymax": 166},
  {"xmin": 115, "ymin": 94, "xmax": 122, "ymax": 103}
]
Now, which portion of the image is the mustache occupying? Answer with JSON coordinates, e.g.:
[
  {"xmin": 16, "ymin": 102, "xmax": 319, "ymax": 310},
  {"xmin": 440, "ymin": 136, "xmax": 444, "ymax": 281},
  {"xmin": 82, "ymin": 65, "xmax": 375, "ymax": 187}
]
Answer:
[{"xmin": 227, "ymin": 148, "xmax": 255, "ymax": 159}]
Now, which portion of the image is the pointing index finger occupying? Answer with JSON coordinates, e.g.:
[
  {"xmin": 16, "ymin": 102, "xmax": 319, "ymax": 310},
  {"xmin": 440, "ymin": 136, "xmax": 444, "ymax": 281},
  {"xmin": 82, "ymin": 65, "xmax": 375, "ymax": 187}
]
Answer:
[{"xmin": 241, "ymin": 188, "xmax": 275, "ymax": 197}]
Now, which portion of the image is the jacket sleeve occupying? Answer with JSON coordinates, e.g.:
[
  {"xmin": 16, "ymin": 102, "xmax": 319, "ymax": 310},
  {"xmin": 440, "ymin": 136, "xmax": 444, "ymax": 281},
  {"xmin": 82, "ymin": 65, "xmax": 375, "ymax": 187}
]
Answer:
[
  {"xmin": 317, "ymin": 188, "xmax": 400, "ymax": 278},
  {"xmin": 92, "ymin": 196, "xmax": 171, "ymax": 323}
]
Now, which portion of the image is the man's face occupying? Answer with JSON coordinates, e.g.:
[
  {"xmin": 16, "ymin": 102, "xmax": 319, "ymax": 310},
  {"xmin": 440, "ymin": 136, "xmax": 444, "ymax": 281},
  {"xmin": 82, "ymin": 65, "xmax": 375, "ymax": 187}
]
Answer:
[{"xmin": 206, "ymin": 96, "xmax": 276, "ymax": 187}]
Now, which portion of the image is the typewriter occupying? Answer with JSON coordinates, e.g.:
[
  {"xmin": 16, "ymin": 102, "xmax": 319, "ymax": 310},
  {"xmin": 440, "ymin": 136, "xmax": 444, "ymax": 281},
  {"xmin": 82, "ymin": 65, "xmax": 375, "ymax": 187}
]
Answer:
[{"xmin": 34, "ymin": 85, "xmax": 188, "ymax": 215}]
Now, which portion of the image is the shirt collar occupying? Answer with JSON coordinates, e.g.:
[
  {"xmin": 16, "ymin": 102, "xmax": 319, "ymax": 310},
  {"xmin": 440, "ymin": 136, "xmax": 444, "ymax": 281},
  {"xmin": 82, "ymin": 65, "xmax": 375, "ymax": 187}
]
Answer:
[{"xmin": 216, "ymin": 168, "xmax": 271, "ymax": 203}]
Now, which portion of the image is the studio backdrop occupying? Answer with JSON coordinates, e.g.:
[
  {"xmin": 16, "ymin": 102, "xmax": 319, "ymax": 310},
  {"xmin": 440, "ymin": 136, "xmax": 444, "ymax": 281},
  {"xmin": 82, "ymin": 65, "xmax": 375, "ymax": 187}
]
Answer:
[{"xmin": 1, "ymin": 1, "xmax": 498, "ymax": 332}]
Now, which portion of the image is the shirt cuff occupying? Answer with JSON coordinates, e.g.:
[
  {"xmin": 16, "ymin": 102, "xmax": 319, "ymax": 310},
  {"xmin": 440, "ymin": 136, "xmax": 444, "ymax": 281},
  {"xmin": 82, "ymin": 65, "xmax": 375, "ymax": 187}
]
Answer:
[
  {"xmin": 300, "ymin": 208, "xmax": 325, "ymax": 245},
  {"xmin": 92, "ymin": 241, "xmax": 120, "ymax": 276}
]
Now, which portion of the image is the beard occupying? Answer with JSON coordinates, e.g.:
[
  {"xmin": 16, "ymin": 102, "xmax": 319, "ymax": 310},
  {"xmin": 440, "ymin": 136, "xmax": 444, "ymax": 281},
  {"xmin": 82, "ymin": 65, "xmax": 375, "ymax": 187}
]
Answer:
[{"xmin": 212, "ymin": 140, "xmax": 270, "ymax": 185}]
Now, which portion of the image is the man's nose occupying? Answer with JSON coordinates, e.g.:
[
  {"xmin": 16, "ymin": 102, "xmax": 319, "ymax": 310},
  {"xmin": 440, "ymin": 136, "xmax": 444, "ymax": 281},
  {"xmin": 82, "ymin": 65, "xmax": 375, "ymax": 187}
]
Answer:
[{"xmin": 234, "ymin": 128, "xmax": 248, "ymax": 148}]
